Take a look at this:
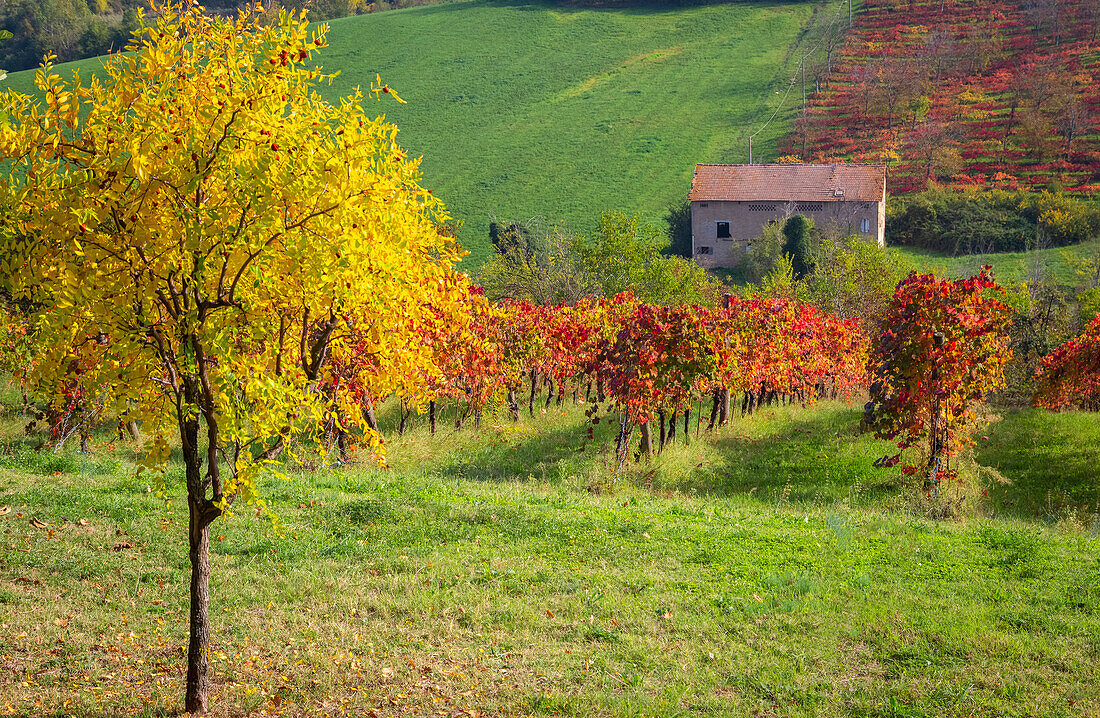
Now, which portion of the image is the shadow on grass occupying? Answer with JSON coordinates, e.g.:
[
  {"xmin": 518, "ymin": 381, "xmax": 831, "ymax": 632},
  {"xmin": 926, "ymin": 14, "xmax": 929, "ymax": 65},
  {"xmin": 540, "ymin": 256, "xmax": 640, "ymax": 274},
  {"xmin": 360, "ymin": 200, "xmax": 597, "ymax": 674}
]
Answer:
[
  {"xmin": 648, "ymin": 406, "xmax": 902, "ymax": 506},
  {"xmin": 421, "ymin": 416, "xmax": 606, "ymax": 484},
  {"xmin": 0, "ymin": 432, "xmax": 127, "ymax": 477},
  {"xmin": 980, "ymin": 408, "xmax": 1100, "ymax": 519}
]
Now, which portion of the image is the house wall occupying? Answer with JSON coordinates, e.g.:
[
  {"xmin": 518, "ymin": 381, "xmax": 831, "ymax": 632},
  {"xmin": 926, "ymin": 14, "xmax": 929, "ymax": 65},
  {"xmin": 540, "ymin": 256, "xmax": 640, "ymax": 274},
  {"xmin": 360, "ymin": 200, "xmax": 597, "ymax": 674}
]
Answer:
[{"xmin": 691, "ymin": 199, "xmax": 885, "ymax": 269}]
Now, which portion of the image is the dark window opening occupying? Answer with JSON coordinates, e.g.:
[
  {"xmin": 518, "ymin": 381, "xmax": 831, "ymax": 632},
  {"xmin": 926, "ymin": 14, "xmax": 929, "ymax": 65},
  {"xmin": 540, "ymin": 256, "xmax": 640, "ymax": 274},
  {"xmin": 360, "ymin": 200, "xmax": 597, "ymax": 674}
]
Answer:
[
  {"xmin": 716, "ymin": 222, "xmax": 731, "ymax": 239},
  {"xmin": 698, "ymin": 246, "xmax": 713, "ymax": 255}
]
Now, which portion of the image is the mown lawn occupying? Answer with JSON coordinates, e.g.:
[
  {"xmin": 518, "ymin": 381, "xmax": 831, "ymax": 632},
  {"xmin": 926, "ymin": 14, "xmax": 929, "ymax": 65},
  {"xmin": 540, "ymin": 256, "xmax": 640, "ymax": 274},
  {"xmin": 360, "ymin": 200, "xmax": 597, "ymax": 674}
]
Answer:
[
  {"xmin": 5, "ymin": 0, "xmax": 832, "ymax": 266},
  {"xmin": 2, "ymin": 396, "xmax": 1098, "ymax": 717}
]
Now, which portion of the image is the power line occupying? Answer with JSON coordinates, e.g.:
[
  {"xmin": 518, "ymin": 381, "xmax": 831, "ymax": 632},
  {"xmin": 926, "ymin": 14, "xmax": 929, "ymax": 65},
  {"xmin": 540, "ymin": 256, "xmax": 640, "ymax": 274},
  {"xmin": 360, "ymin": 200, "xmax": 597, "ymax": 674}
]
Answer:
[{"xmin": 746, "ymin": 0, "xmax": 851, "ymax": 163}]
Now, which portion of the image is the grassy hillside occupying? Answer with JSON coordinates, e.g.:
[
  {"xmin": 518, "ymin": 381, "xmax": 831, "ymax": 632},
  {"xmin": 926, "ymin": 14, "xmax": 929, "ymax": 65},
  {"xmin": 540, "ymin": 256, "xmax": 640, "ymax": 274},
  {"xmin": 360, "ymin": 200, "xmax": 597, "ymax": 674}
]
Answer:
[
  {"xmin": 890, "ymin": 239, "xmax": 1100, "ymax": 288},
  {"xmin": 787, "ymin": 0, "xmax": 1100, "ymax": 194},
  {"xmin": 2, "ymin": 398, "xmax": 1099, "ymax": 715},
  {"xmin": 5, "ymin": 0, "xmax": 829, "ymax": 266}
]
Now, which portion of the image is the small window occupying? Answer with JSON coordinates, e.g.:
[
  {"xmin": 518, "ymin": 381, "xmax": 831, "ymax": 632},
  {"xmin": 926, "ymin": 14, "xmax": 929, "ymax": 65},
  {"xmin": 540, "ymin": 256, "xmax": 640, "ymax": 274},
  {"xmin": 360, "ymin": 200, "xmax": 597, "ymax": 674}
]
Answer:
[
  {"xmin": 860, "ymin": 218, "xmax": 870, "ymax": 233},
  {"xmin": 716, "ymin": 222, "xmax": 731, "ymax": 239},
  {"xmin": 698, "ymin": 246, "xmax": 713, "ymax": 255},
  {"xmin": 699, "ymin": 202, "xmax": 708, "ymax": 207},
  {"xmin": 747, "ymin": 203, "xmax": 776, "ymax": 212},
  {"xmin": 795, "ymin": 202, "xmax": 824, "ymax": 213}
]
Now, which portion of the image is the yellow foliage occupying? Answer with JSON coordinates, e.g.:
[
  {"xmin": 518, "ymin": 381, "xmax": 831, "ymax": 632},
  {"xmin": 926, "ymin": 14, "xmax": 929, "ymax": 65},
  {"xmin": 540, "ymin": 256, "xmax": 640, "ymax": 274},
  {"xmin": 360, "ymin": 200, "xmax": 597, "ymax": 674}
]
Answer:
[{"xmin": 0, "ymin": 2, "xmax": 466, "ymax": 510}]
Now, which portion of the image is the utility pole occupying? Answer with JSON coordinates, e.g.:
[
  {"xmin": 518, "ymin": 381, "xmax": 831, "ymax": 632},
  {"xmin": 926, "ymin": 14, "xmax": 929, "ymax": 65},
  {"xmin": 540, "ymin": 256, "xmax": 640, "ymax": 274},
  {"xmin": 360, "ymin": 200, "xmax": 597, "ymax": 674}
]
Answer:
[
  {"xmin": 748, "ymin": 135, "xmax": 753, "ymax": 165},
  {"xmin": 849, "ymin": 0, "xmax": 852, "ymax": 28},
  {"xmin": 801, "ymin": 59, "xmax": 807, "ymax": 161},
  {"xmin": 801, "ymin": 59, "xmax": 806, "ymax": 116}
]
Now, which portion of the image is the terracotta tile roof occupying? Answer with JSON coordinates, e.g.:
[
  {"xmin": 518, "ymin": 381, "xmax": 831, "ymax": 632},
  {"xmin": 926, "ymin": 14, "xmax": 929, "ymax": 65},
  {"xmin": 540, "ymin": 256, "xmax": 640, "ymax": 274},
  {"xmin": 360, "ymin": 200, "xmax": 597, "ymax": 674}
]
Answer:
[{"xmin": 689, "ymin": 163, "xmax": 886, "ymax": 203}]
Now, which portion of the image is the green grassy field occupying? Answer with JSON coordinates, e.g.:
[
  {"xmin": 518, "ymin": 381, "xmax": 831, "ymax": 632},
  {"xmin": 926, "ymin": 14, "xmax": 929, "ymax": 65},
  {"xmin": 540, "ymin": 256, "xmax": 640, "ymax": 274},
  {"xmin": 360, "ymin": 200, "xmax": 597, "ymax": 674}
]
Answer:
[
  {"xmin": 889, "ymin": 240, "xmax": 1100, "ymax": 289},
  {"xmin": 2, "ymin": 395, "xmax": 1098, "ymax": 717},
  {"xmin": 4, "ymin": 0, "xmax": 829, "ymax": 267}
]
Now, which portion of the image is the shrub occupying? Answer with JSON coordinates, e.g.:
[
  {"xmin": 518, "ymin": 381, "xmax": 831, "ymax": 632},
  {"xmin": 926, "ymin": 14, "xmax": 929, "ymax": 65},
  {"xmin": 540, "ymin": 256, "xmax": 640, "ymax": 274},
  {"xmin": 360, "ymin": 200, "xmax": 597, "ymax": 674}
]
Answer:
[{"xmin": 887, "ymin": 187, "xmax": 1100, "ymax": 255}]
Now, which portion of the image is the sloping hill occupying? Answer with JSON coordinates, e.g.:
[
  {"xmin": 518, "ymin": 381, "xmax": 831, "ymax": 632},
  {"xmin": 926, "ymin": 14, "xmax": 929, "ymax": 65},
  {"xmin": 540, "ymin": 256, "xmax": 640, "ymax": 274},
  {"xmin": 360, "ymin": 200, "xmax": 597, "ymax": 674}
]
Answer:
[
  {"xmin": 785, "ymin": 0, "xmax": 1100, "ymax": 195},
  {"xmin": 5, "ymin": 0, "xmax": 828, "ymax": 266}
]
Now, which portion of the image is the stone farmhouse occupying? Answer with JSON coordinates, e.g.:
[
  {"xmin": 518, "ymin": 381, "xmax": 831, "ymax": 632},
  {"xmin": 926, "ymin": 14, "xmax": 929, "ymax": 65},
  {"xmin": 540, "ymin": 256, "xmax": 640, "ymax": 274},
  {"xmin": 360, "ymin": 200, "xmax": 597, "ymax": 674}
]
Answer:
[{"xmin": 688, "ymin": 163, "xmax": 887, "ymax": 269}]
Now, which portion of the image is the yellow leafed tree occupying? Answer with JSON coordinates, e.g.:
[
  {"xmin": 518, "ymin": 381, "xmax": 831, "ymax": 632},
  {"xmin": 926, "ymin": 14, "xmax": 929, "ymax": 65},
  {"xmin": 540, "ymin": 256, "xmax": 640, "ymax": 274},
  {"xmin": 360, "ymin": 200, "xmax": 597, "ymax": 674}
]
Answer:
[{"xmin": 0, "ymin": 2, "xmax": 467, "ymax": 712}]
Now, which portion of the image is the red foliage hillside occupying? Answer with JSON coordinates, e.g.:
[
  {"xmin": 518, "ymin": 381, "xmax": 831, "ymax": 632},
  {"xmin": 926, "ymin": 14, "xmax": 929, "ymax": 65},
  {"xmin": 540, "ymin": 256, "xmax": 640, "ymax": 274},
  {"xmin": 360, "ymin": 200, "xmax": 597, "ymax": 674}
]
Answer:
[{"xmin": 781, "ymin": 0, "xmax": 1100, "ymax": 194}]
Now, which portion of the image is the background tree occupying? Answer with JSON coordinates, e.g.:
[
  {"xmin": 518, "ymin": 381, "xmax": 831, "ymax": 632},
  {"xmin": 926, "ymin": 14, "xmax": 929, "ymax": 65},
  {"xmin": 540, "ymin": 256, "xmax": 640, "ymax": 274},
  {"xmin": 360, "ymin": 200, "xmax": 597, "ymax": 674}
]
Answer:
[
  {"xmin": 663, "ymin": 196, "xmax": 692, "ymax": 258},
  {"xmin": 0, "ymin": 0, "xmax": 93, "ymax": 70},
  {"xmin": 574, "ymin": 212, "xmax": 722, "ymax": 306},
  {"xmin": 805, "ymin": 231, "xmax": 905, "ymax": 331},
  {"xmin": 481, "ymin": 210, "xmax": 722, "ymax": 307},
  {"xmin": 477, "ymin": 220, "xmax": 590, "ymax": 304},
  {"xmin": 1000, "ymin": 272, "xmax": 1072, "ymax": 403},
  {"xmin": 905, "ymin": 119, "xmax": 963, "ymax": 187},
  {"xmin": 0, "ymin": 4, "xmax": 464, "ymax": 713},
  {"xmin": 782, "ymin": 214, "xmax": 814, "ymax": 280}
]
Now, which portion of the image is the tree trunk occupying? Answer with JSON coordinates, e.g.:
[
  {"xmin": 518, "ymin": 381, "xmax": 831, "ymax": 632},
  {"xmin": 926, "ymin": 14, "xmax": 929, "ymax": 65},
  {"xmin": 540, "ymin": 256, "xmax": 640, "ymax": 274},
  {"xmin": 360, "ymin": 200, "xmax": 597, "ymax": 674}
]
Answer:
[
  {"xmin": 429, "ymin": 400, "xmax": 436, "ymax": 436},
  {"xmin": 545, "ymin": 377, "xmax": 554, "ymax": 409},
  {"xmin": 667, "ymin": 411, "xmax": 677, "ymax": 445},
  {"xmin": 638, "ymin": 421, "xmax": 653, "ymax": 461},
  {"xmin": 683, "ymin": 408, "xmax": 690, "ymax": 446},
  {"xmin": 615, "ymin": 415, "xmax": 632, "ymax": 469},
  {"xmin": 658, "ymin": 410, "xmax": 667, "ymax": 452},
  {"xmin": 708, "ymin": 387, "xmax": 721, "ymax": 430},
  {"xmin": 186, "ymin": 496, "xmax": 214, "ymax": 715},
  {"xmin": 336, "ymin": 431, "xmax": 349, "ymax": 463},
  {"xmin": 362, "ymin": 394, "xmax": 380, "ymax": 437},
  {"xmin": 528, "ymin": 370, "xmax": 537, "ymax": 417},
  {"xmin": 719, "ymin": 388, "xmax": 730, "ymax": 426},
  {"xmin": 398, "ymin": 399, "xmax": 409, "ymax": 435},
  {"xmin": 507, "ymin": 388, "xmax": 519, "ymax": 422}
]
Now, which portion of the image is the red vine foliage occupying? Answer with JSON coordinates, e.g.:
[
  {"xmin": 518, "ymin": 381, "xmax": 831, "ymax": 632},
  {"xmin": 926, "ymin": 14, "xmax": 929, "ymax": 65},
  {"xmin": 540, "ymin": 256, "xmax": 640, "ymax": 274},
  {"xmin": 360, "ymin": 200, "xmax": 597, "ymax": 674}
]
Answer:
[
  {"xmin": 603, "ymin": 303, "xmax": 718, "ymax": 425},
  {"xmin": 783, "ymin": 0, "xmax": 1100, "ymax": 193},
  {"xmin": 1033, "ymin": 313, "xmax": 1100, "ymax": 410},
  {"xmin": 867, "ymin": 268, "xmax": 1013, "ymax": 493}
]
